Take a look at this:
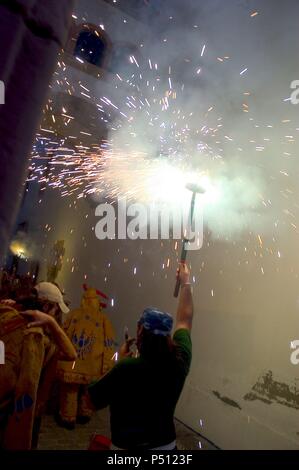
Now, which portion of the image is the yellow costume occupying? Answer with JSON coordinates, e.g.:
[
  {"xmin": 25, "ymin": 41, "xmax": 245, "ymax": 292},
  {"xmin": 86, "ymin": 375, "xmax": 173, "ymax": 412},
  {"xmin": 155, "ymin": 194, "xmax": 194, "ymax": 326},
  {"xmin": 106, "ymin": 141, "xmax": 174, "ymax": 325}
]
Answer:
[
  {"xmin": 0, "ymin": 306, "xmax": 57, "ymax": 449},
  {"xmin": 56, "ymin": 286, "xmax": 115, "ymax": 426}
]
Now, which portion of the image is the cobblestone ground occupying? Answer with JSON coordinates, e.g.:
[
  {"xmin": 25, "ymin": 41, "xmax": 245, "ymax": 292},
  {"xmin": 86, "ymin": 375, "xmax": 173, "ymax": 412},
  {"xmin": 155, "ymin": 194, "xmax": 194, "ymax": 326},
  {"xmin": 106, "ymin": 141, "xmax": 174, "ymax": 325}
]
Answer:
[{"xmin": 38, "ymin": 409, "xmax": 218, "ymax": 450}]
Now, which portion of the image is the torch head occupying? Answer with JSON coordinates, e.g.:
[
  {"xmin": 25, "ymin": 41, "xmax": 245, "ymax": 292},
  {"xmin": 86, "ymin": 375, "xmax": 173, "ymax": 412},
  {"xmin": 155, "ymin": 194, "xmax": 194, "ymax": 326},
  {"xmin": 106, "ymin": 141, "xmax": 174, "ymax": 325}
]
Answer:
[{"xmin": 185, "ymin": 182, "xmax": 206, "ymax": 194}]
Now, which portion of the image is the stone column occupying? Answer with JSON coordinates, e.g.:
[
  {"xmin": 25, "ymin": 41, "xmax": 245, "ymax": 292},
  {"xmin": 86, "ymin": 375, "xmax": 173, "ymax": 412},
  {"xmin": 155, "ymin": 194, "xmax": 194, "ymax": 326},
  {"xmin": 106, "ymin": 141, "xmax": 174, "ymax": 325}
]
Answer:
[{"xmin": 0, "ymin": 0, "xmax": 75, "ymax": 262}]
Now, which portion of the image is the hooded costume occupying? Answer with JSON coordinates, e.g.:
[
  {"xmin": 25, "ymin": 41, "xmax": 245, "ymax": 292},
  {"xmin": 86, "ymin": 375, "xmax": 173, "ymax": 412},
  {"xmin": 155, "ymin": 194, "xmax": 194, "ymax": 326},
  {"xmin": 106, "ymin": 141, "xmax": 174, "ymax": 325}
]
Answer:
[
  {"xmin": 56, "ymin": 286, "xmax": 115, "ymax": 426},
  {"xmin": 0, "ymin": 305, "xmax": 57, "ymax": 449}
]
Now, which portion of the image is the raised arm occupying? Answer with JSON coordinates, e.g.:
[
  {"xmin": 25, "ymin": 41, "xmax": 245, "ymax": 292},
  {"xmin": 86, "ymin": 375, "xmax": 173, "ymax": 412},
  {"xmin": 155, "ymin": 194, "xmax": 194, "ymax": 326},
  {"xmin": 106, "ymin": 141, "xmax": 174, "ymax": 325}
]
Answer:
[
  {"xmin": 22, "ymin": 310, "xmax": 77, "ymax": 361},
  {"xmin": 175, "ymin": 263, "xmax": 194, "ymax": 332}
]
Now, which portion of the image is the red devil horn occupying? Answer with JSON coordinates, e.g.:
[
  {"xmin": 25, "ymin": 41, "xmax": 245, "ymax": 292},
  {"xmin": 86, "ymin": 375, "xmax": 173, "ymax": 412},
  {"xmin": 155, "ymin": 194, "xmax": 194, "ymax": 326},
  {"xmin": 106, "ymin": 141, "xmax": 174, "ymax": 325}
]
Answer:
[
  {"xmin": 96, "ymin": 289, "xmax": 108, "ymax": 300},
  {"xmin": 83, "ymin": 284, "xmax": 88, "ymax": 291},
  {"xmin": 100, "ymin": 302, "xmax": 107, "ymax": 309}
]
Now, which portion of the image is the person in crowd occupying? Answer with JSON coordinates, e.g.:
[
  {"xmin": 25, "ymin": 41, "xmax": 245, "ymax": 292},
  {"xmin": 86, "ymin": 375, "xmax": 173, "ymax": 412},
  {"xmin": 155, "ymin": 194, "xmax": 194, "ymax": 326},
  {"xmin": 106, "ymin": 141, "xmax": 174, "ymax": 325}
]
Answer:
[
  {"xmin": 56, "ymin": 285, "xmax": 115, "ymax": 430},
  {"xmin": 0, "ymin": 282, "xmax": 76, "ymax": 450},
  {"xmin": 88, "ymin": 263, "xmax": 193, "ymax": 450}
]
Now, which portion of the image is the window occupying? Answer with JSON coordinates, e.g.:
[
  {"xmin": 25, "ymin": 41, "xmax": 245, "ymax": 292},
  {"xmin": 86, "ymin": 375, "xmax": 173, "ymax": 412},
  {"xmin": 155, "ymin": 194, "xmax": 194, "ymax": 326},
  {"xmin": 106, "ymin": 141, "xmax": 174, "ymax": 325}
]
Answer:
[{"xmin": 74, "ymin": 30, "xmax": 107, "ymax": 68}]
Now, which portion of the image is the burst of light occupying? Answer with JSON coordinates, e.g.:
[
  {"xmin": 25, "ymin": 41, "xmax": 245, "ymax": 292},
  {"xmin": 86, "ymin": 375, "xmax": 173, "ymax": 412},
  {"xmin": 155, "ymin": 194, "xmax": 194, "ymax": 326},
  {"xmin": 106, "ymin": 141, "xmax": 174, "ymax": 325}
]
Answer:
[{"xmin": 10, "ymin": 241, "xmax": 28, "ymax": 259}]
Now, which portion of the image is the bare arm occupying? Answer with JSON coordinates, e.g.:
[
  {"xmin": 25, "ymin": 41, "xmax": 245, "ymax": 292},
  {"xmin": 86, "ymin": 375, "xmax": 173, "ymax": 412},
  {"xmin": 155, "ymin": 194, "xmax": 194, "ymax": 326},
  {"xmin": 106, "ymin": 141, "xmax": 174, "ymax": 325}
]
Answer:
[
  {"xmin": 175, "ymin": 263, "xmax": 193, "ymax": 332},
  {"xmin": 22, "ymin": 310, "xmax": 77, "ymax": 361}
]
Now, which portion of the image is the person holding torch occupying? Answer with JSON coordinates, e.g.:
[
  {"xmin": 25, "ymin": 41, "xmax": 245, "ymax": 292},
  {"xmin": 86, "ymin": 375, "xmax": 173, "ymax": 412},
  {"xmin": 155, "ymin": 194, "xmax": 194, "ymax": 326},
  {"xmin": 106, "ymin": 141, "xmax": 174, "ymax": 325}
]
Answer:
[{"xmin": 88, "ymin": 262, "xmax": 193, "ymax": 450}]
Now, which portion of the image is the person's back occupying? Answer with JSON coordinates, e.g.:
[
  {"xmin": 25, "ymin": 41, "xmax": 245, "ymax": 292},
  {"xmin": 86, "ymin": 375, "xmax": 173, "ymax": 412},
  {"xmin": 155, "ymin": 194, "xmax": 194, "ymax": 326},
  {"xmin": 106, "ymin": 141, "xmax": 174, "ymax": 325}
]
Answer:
[
  {"xmin": 108, "ymin": 329, "xmax": 191, "ymax": 449},
  {"xmin": 0, "ymin": 283, "xmax": 76, "ymax": 449},
  {"xmin": 89, "ymin": 264, "xmax": 193, "ymax": 450},
  {"xmin": 0, "ymin": 304, "xmax": 55, "ymax": 449}
]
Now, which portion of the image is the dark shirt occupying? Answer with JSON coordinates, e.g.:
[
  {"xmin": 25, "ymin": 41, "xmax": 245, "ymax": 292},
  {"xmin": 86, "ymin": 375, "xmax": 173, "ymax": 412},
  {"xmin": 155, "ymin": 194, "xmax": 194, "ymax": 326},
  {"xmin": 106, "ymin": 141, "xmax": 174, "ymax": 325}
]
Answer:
[{"xmin": 88, "ymin": 328, "xmax": 192, "ymax": 449}]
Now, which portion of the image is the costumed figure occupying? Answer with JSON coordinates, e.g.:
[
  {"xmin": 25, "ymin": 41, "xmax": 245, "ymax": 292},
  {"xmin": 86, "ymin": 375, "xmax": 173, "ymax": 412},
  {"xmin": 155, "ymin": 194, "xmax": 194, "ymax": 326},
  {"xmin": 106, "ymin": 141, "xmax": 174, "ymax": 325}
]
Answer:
[
  {"xmin": 0, "ymin": 282, "xmax": 74, "ymax": 449},
  {"xmin": 56, "ymin": 285, "xmax": 115, "ymax": 429}
]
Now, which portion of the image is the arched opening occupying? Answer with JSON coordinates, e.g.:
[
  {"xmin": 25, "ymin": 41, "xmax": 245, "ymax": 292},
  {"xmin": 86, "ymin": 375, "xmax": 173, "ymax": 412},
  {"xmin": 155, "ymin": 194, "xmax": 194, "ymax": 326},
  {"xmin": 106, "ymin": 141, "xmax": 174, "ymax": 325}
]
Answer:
[{"xmin": 74, "ymin": 30, "xmax": 107, "ymax": 68}]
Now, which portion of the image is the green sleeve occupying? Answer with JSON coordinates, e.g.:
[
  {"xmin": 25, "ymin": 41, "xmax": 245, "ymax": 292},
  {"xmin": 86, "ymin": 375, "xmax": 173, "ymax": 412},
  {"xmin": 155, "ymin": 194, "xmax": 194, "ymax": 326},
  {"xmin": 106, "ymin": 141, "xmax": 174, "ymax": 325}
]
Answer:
[{"xmin": 173, "ymin": 328, "xmax": 192, "ymax": 376}]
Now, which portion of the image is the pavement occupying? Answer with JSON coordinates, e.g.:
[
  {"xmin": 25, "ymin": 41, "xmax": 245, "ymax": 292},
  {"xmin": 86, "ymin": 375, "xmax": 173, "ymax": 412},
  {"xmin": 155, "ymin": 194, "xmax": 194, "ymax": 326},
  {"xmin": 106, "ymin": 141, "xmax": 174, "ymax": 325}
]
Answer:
[{"xmin": 38, "ymin": 408, "xmax": 218, "ymax": 450}]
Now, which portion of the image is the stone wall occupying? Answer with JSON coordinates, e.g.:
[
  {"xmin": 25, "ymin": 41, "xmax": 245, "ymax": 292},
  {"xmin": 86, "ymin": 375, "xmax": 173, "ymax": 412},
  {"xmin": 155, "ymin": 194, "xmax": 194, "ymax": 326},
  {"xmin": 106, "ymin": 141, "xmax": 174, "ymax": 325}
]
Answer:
[{"xmin": 0, "ymin": 0, "xmax": 75, "ymax": 261}]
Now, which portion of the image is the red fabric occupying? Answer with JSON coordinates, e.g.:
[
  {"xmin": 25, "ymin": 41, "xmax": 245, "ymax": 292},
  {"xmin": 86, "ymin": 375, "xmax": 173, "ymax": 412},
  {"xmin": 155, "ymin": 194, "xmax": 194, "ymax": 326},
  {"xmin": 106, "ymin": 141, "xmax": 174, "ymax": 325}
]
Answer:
[{"xmin": 88, "ymin": 434, "xmax": 111, "ymax": 451}]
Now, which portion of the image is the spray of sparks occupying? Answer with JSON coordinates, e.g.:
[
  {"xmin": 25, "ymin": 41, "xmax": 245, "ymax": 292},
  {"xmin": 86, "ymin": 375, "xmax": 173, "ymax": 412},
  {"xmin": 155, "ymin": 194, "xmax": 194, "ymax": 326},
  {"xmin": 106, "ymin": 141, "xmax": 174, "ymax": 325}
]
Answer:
[
  {"xmin": 30, "ymin": 53, "xmax": 222, "ymax": 213},
  {"xmin": 16, "ymin": 5, "xmax": 299, "ymax": 442},
  {"xmin": 23, "ymin": 4, "xmax": 299, "ymax": 289}
]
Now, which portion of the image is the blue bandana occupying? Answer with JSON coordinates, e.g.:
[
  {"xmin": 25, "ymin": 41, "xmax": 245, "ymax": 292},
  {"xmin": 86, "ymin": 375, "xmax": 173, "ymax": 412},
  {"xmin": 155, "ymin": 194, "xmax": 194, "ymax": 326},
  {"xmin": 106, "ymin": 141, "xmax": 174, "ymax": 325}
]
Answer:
[{"xmin": 138, "ymin": 308, "xmax": 173, "ymax": 336}]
